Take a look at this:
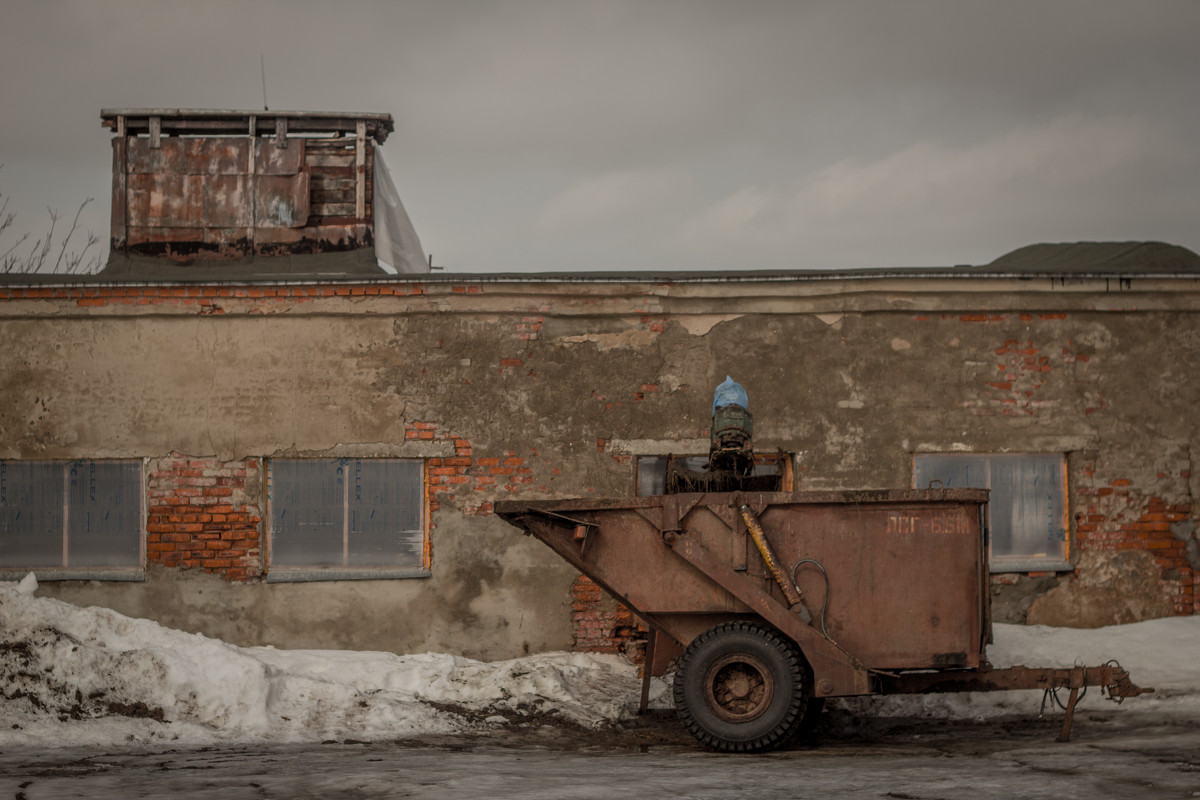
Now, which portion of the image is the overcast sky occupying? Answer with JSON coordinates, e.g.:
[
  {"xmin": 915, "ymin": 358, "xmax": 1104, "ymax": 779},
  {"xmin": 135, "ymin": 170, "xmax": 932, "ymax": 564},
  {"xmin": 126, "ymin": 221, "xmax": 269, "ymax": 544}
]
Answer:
[{"xmin": 2, "ymin": 1, "xmax": 1198, "ymax": 273}]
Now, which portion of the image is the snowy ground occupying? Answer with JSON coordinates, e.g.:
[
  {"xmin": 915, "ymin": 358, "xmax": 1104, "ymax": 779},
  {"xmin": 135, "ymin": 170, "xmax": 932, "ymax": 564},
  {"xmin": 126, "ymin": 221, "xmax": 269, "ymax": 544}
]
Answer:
[{"xmin": 2, "ymin": 572, "xmax": 1197, "ymax": 751}]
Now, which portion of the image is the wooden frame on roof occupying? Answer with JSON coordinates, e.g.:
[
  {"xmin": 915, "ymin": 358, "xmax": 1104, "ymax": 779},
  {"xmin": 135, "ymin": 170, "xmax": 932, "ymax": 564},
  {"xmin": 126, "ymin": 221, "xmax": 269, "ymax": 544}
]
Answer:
[
  {"xmin": 104, "ymin": 108, "xmax": 391, "ymax": 261},
  {"xmin": 101, "ymin": 109, "xmax": 394, "ymax": 144}
]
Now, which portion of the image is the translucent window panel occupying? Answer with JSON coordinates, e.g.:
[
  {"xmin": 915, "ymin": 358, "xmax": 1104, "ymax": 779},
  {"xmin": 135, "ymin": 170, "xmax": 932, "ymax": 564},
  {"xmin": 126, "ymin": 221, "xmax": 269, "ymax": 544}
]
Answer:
[
  {"xmin": 269, "ymin": 460, "xmax": 346, "ymax": 567},
  {"xmin": 988, "ymin": 456, "xmax": 1066, "ymax": 560},
  {"xmin": 347, "ymin": 459, "xmax": 424, "ymax": 567},
  {"xmin": 914, "ymin": 453, "xmax": 1068, "ymax": 570},
  {"xmin": 0, "ymin": 462, "xmax": 64, "ymax": 567},
  {"xmin": 0, "ymin": 460, "xmax": 142, "ymax": 571},
  {"xmin": 67, "ymin": 461, "xmax": 143, "ymax": 567},
  {"xmin": 269, "ymin": 459, "xmax": 425, "ymax": 570}
]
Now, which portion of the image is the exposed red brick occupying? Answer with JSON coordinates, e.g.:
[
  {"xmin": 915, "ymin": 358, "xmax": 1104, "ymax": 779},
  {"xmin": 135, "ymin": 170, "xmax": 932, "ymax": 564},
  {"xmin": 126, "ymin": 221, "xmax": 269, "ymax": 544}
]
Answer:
[
  {"xmin": 569, "ymin": 575, "xmax": 649, "ymax": 662},
  {"xmin": 1074, "ymin": 460, "xmax": 1194, "ymax": 615},
  {"xmin": 146, "ymin": 454, "xmax": 263, "ymax": 582}
]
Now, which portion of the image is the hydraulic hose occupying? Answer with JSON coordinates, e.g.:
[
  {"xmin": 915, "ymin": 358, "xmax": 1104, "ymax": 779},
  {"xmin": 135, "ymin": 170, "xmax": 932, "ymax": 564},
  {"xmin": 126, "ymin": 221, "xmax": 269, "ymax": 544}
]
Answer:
[{"xmin": 738, "ymin": 504, "xmax": 812, "ymax": 624}]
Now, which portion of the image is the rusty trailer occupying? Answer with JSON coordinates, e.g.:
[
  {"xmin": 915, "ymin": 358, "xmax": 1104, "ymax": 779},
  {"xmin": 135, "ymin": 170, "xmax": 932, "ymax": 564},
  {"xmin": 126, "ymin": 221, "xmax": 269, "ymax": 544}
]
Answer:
[{"xmin": 496, "ymin": 490, "xmax": 1150, "ymax": 752}]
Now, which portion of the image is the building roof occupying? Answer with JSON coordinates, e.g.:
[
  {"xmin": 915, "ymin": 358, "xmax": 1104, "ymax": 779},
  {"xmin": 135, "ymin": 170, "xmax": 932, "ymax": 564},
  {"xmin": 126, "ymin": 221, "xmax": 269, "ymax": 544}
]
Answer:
[
  {"xmin": 981, "ymin": 241, "xmax": 1200, "ymax": 274},
  {"xmin": 100, "ymin": 109, "xmax": 394, "ymax": 144},
  {"xmin": 4, "ymin": 241, "xmax": 1199, "ymax": 286}
]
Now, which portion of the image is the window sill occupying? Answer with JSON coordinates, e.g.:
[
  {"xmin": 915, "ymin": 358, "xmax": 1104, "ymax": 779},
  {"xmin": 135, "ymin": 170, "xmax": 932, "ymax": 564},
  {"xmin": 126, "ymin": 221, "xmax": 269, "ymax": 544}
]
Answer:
[
  {"xmin": 990, "ymin": 560, "xmax": 1072, "ymax": 574},
  {"xmin": 266, "ymin": 567, "xmax": 432, "ymax": 583},
  {"xmin": 0, "ymin": 569, "xmax": 145, "ymax": 582}
]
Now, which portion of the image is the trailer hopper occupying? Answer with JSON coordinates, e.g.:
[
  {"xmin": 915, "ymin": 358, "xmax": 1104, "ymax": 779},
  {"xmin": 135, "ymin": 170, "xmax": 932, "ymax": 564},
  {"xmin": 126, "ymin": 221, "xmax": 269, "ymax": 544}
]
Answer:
[{"xmin": 496, "ymin": 489, "xmax": 1149, "ymax": 752}]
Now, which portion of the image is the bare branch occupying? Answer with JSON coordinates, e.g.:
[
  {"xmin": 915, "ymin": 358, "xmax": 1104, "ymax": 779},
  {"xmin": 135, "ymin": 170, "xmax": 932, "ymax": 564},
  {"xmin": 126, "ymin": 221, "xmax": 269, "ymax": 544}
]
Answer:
[
  {"xmin": 64, "ymin": 230, "xmax": 101, "ymax": 275},
  {"xmin": 2, "ymin": 231, "xmax": 32, "ymax": 272},
  {"xmin": 31, "ymin": 208, "xmax": 57, "ymax": 271},
  {"xmin": 1, "ymin": 168, "xmax": 103, "ymax": 274},
  {"xmin": 0, "ymin": 193, "xmax": 14, "ymax": 239},
  {"xmin": 52, "ymin": 197, "xmax": 95, "ymax": 273}
]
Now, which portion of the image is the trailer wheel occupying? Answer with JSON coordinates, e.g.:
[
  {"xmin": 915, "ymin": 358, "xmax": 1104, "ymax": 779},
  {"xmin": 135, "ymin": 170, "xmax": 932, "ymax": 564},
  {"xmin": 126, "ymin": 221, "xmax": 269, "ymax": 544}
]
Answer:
[{"xmin": 673, "ymin": 621, "xmax": 812, "ymax": 752}]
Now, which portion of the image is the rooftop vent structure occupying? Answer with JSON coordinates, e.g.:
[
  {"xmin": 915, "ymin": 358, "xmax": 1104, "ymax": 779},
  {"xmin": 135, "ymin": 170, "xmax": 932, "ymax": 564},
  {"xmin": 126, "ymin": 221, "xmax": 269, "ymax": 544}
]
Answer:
[{"xmin": 100, "ymin": 108, "xmax": 427, "ymax": 276}]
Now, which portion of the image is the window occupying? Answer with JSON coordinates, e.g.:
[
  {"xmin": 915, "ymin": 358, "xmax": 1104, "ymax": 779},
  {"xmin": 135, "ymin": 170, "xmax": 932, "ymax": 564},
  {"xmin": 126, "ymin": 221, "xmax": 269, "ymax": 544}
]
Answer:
[
  {"xmin": 0, "ymin": 460, "xmax": 144, "ymax": 580},
  {"xmin": 913, "ymin": 453, "xmax": 1069, "ymax": 572},
  {"xmin": 266, "ymin": 458, "xmax": 429, "ymax": 581},
  {"xmin": 636, "ymin": 453, "xmax": 791, "ymax": 496},
  {"xmin": 637, "ymin": 455, "xmax": 709, "ymax": 496}
]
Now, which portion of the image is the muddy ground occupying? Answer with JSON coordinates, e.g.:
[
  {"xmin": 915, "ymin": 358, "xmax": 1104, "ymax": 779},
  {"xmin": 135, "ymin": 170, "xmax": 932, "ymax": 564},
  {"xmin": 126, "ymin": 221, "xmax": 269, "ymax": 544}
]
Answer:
[{"xmin": 5, "ymin": 708, "xmax": 1196, "ymax": 800}]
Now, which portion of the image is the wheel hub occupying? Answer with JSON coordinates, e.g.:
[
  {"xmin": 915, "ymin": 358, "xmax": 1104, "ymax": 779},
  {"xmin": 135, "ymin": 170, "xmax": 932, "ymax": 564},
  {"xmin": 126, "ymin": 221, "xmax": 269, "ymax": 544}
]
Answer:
[{"xmin": 703, "ymin": 652, "xmax": 775, "ymax": 723}]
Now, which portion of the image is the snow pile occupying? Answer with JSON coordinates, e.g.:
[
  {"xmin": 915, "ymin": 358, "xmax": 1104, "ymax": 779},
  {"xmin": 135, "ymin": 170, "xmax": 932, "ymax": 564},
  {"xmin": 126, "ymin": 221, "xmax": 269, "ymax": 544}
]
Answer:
[
  {"xmin": 990, "ymin": 617, "xmax": 1200, "ymax": 693},
  {"xmin": 2, "ymin": 574, "xmax": 1196, "ymax": 749},
  {"xmin": 0, "ymin": 575, "xmax": 669, "ymax": 748},
  {"xmin": 836, "ymin": 616, "xmax": 1200, "ymax": 721}
]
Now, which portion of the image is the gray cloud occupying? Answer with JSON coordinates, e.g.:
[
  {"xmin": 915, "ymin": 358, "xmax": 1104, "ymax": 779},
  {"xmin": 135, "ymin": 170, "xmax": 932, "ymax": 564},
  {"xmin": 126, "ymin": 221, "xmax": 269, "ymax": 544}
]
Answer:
[{"xmin": 2, "ymin": 0, "xmax": 1197, "ymax": 273}]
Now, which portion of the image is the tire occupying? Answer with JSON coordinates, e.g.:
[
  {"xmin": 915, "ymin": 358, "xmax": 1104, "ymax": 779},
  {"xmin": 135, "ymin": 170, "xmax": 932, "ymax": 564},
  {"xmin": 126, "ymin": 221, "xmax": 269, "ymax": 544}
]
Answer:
[
  {"xmin": 673, "ymin": 621, "xmax": 813, "ymax": 753},
  {"xmin": 787, "ymin": 695, "xmax": 826, "ymax": 747}
]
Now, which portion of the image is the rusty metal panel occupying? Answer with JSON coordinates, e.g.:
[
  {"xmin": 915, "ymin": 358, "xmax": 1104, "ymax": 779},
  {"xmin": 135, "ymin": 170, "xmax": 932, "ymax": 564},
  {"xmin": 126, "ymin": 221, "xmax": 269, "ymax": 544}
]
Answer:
[
  {"xmin": 206, "ymin": 175, "xmax": 252, "ymax": 228},
  {"xmin": 496, "ymin": 489, "xmax": 989, "ymax": 675},
  {"xmin": 201, "ymin": 227, "xmax": 253, "ymax": 245},
  {"xmin": 115, "ymin": 126, "xmax": 376, "ymax": 258},
  {"xmin": 256, "ymin": 139, "xmax": 304, "ymax": 175},
  {"xmin": 126, "ymin": 137, "xmax": 184, "ymax": 174},
  {"xmin": 110, "ymin": 138, "xmax": 127, "ymax": 250},
  {"xmin": 127, "ymin": 173, "xmax": 253, "ymax": 229},
  {"xmin": 754, "ymin": 501, "xmax": 985, "ymax": 669},
  {"xmin": 558, "ymin": 507, "xmax": 748, "ymax": 616},
  {"xmin": 127, "ymin": 138, "xmax": 253, "ymax": 176},
  {"xmin": 126, "ymin": 137, "xmax": 247, "ymax": 175},
  {"xmin": 126, "ymin": 173, "xmax": 180, "ymax": 227},
  {"xmin": 121, "ymin": 137, "xmax": 306, "ymax": 243},
  {"xmin": 185, "ymin": 138, "xmax": 246, "ymax": 175},
  {"xmin": 105, "ymin": 110, "xmax": 390, "ymax": 260},
  {"xmin": 182, "ymin": 174, "xmax": 212, "ymax": 227},
  {"xmin": 124, "ymin": 227, "xmax": 187, "ymax": 244},
  {"xmin": 255, "ymin": 174, "xmax": 309, "ymax": 228}
]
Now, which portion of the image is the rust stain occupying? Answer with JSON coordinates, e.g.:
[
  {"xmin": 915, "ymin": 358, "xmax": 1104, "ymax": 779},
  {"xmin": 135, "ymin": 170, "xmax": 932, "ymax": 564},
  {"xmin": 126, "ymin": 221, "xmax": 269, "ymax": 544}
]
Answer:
[{"xmin": 115, "ymin": 130, "xmax": 372, "ymax": 261}]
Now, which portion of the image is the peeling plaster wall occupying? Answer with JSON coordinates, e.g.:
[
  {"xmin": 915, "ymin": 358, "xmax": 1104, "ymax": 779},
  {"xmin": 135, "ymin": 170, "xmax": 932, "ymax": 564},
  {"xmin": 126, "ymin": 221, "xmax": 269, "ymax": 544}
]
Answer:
[{"xmin": 1, "ymin": 276, "xmax": 1197, "ymax": 657}]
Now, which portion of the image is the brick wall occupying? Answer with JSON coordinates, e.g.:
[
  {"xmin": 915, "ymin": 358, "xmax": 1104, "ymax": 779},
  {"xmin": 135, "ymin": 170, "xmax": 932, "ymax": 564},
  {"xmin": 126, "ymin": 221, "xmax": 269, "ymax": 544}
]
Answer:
[
  {"xmin": 407, "ymin": 421, "xmax": 536, "ymax": 517},
  {"xmin": 915, "ymin": 312, "xmax": 1197, "ymax": 618},
  {"xmin": 3, "ymin": 279, "xmax": 1195, "ymax": 655},
  {"xmin": 0, "ymin": 284, "xmax": 431, "ymax": 311},
  {"xmin": 1074, "ymin": 459, "xmax": 1195, "ymax": 615},
  {"xmin": 571, "ymin": 575, "xmax": 647, "ymax": 663},
  {"xmin": 145, "ymin": 455, "xmax": 263, "ymax": 581},
  {"xmin": 143, "ymin": 427, "xmax": 541, "ymax": 582}
]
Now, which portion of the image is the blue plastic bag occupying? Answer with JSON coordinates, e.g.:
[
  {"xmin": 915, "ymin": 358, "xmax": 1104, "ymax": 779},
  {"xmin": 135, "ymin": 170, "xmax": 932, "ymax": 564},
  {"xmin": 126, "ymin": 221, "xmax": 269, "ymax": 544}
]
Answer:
[{"xmin": 712, "ymin": 375, "xmax": 749, "ymax": 414}]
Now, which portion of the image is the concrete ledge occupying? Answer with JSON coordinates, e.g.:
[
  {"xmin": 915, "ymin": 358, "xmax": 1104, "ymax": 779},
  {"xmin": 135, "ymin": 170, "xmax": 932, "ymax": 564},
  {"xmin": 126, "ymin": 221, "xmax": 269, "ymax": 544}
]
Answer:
[
  {"xmin": 0, "ymin": 569, "xmax": 146, "ymax": 582},
  {"xmin": 265, "ymin": 567, "xmax": 432, "ymax": 583}
]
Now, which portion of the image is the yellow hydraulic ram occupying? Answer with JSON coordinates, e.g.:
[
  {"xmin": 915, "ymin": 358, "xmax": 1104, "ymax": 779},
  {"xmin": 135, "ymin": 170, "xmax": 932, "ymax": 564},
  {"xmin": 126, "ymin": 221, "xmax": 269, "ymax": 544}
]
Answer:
[{"xmin": 738, "ymin": 504, "xmax": 813, "ymax": 624}]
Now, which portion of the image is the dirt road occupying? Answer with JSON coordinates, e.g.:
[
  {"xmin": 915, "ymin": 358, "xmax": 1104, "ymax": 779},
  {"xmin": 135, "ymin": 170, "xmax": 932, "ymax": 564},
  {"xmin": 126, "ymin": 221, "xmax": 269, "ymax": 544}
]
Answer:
[{"xmin": 3, "ymin": 711, "xmax": 1197, "ymax": 799}]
